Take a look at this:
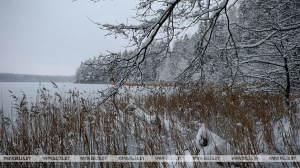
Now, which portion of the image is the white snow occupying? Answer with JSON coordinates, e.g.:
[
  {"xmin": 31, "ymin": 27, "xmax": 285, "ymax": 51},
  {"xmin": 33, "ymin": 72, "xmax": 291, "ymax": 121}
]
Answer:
[
  {"xmin": 196, "ymin": 124, "xmax": 232, "ymax": 155},
  {"xmin": 222, "ymin": 92, "xmax": 227, "ymax": 96}
]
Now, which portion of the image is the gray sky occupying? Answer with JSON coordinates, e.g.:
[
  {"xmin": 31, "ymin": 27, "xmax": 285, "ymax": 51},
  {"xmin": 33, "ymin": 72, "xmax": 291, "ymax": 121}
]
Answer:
[{"xmin": 0, "ymin": 0, "xmax": 138, "ymax": 76}]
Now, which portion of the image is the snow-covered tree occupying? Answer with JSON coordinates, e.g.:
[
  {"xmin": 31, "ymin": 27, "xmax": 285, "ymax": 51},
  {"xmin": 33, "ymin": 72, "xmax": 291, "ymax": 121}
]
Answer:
[
  {"xmin": 75, "ymin": 57, "xmax": 111, "ymax": 83},
  {"xmin": 78, "ymin": 0, "xmax": 299, "ymax": 104},
  {"xmin": 86, "ymin": 0, "xmax": 231, "ymax": 97},
  {"xmin": 235, "ymin": 0, "xmax": 300, "ymax": 100}
]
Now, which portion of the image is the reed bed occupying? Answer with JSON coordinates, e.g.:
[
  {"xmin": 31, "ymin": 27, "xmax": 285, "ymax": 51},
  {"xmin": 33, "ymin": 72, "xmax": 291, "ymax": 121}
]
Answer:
[{"xmin": 0, "ymin": 83, "xmax": 299, "ymax": 167}]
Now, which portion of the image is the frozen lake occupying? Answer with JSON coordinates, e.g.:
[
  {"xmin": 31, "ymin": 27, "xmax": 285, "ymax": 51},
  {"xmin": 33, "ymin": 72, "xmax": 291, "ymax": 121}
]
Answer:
[{"xmin": 0, "ymin": 82, "xmax": 110, "ymax": 114}]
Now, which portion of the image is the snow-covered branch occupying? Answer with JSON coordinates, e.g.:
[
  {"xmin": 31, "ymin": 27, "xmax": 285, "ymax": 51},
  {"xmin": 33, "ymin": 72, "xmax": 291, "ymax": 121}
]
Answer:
[
  {"xmin": 240, "ymin": 59, "xmax": 285, "ymax": 67},
  {"xmin": 222, "ymin": 31, "xmax": 277, "ymax": 49}
]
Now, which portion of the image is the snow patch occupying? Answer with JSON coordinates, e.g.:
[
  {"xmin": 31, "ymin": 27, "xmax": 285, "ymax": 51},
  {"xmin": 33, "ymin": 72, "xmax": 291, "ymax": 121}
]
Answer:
[
  {"xmin": 222, "ymin": 92, "xmax": 227, "ymax": 96},
  {"xmin": 196, "ymin": 124, "xmax": 232, "ymax": 155}
]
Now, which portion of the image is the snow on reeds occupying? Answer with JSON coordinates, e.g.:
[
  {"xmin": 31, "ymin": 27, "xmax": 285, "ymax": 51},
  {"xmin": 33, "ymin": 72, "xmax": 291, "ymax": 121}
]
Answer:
[{"xmin": 0, "ymin": 82, "xmax": 299, "ymax": 167}]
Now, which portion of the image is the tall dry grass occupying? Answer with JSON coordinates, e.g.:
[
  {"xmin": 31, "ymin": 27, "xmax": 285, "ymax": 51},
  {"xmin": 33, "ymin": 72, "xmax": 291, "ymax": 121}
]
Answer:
[{"xmin": 0, "ymin": 82, "xmax": 299, "ymax": 167}]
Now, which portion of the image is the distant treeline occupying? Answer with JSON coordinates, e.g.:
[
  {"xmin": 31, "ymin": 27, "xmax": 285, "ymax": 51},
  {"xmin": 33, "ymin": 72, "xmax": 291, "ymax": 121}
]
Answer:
[{"xmin": 0, "ymin": 73, "xmax": 75, "ymax": 82}]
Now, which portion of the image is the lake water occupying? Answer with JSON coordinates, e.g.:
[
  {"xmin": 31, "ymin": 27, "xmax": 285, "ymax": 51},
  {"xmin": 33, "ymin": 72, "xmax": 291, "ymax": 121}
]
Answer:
[{"xmin": 0, "ymin": 82, "xmax": 111, "ymax": 114}]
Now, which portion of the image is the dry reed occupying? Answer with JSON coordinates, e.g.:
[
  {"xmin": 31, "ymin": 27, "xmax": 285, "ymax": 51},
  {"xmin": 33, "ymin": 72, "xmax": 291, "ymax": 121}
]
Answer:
[{"xmin": 0, "ymin": 82, "xmax": 299, "ymax": 167}]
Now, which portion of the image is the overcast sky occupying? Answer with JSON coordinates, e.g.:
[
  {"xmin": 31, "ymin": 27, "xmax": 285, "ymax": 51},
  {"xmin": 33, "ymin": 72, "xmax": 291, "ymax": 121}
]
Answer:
[{"xmin": 0, "ymin": 0, "xmax": 139, "ymax": 76}]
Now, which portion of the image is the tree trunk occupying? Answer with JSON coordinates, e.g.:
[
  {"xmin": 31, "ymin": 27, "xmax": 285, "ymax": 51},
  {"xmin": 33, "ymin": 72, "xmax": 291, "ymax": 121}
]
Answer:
[{"xmin": 283, "ymin": 56, "xmax": 290, "ymax": 103}]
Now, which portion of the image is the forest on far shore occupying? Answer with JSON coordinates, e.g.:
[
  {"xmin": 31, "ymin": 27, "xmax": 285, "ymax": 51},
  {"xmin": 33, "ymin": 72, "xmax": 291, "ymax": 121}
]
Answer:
[{"xmin": 0, "ymin": 73, "xmax": 75, "ymax": 82}]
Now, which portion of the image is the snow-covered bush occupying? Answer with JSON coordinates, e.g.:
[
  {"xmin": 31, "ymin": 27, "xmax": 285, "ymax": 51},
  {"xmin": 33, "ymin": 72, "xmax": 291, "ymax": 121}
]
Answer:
[{"xmin": 196, "ymin": 124, "xmax": 231, "ymax": 155}]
